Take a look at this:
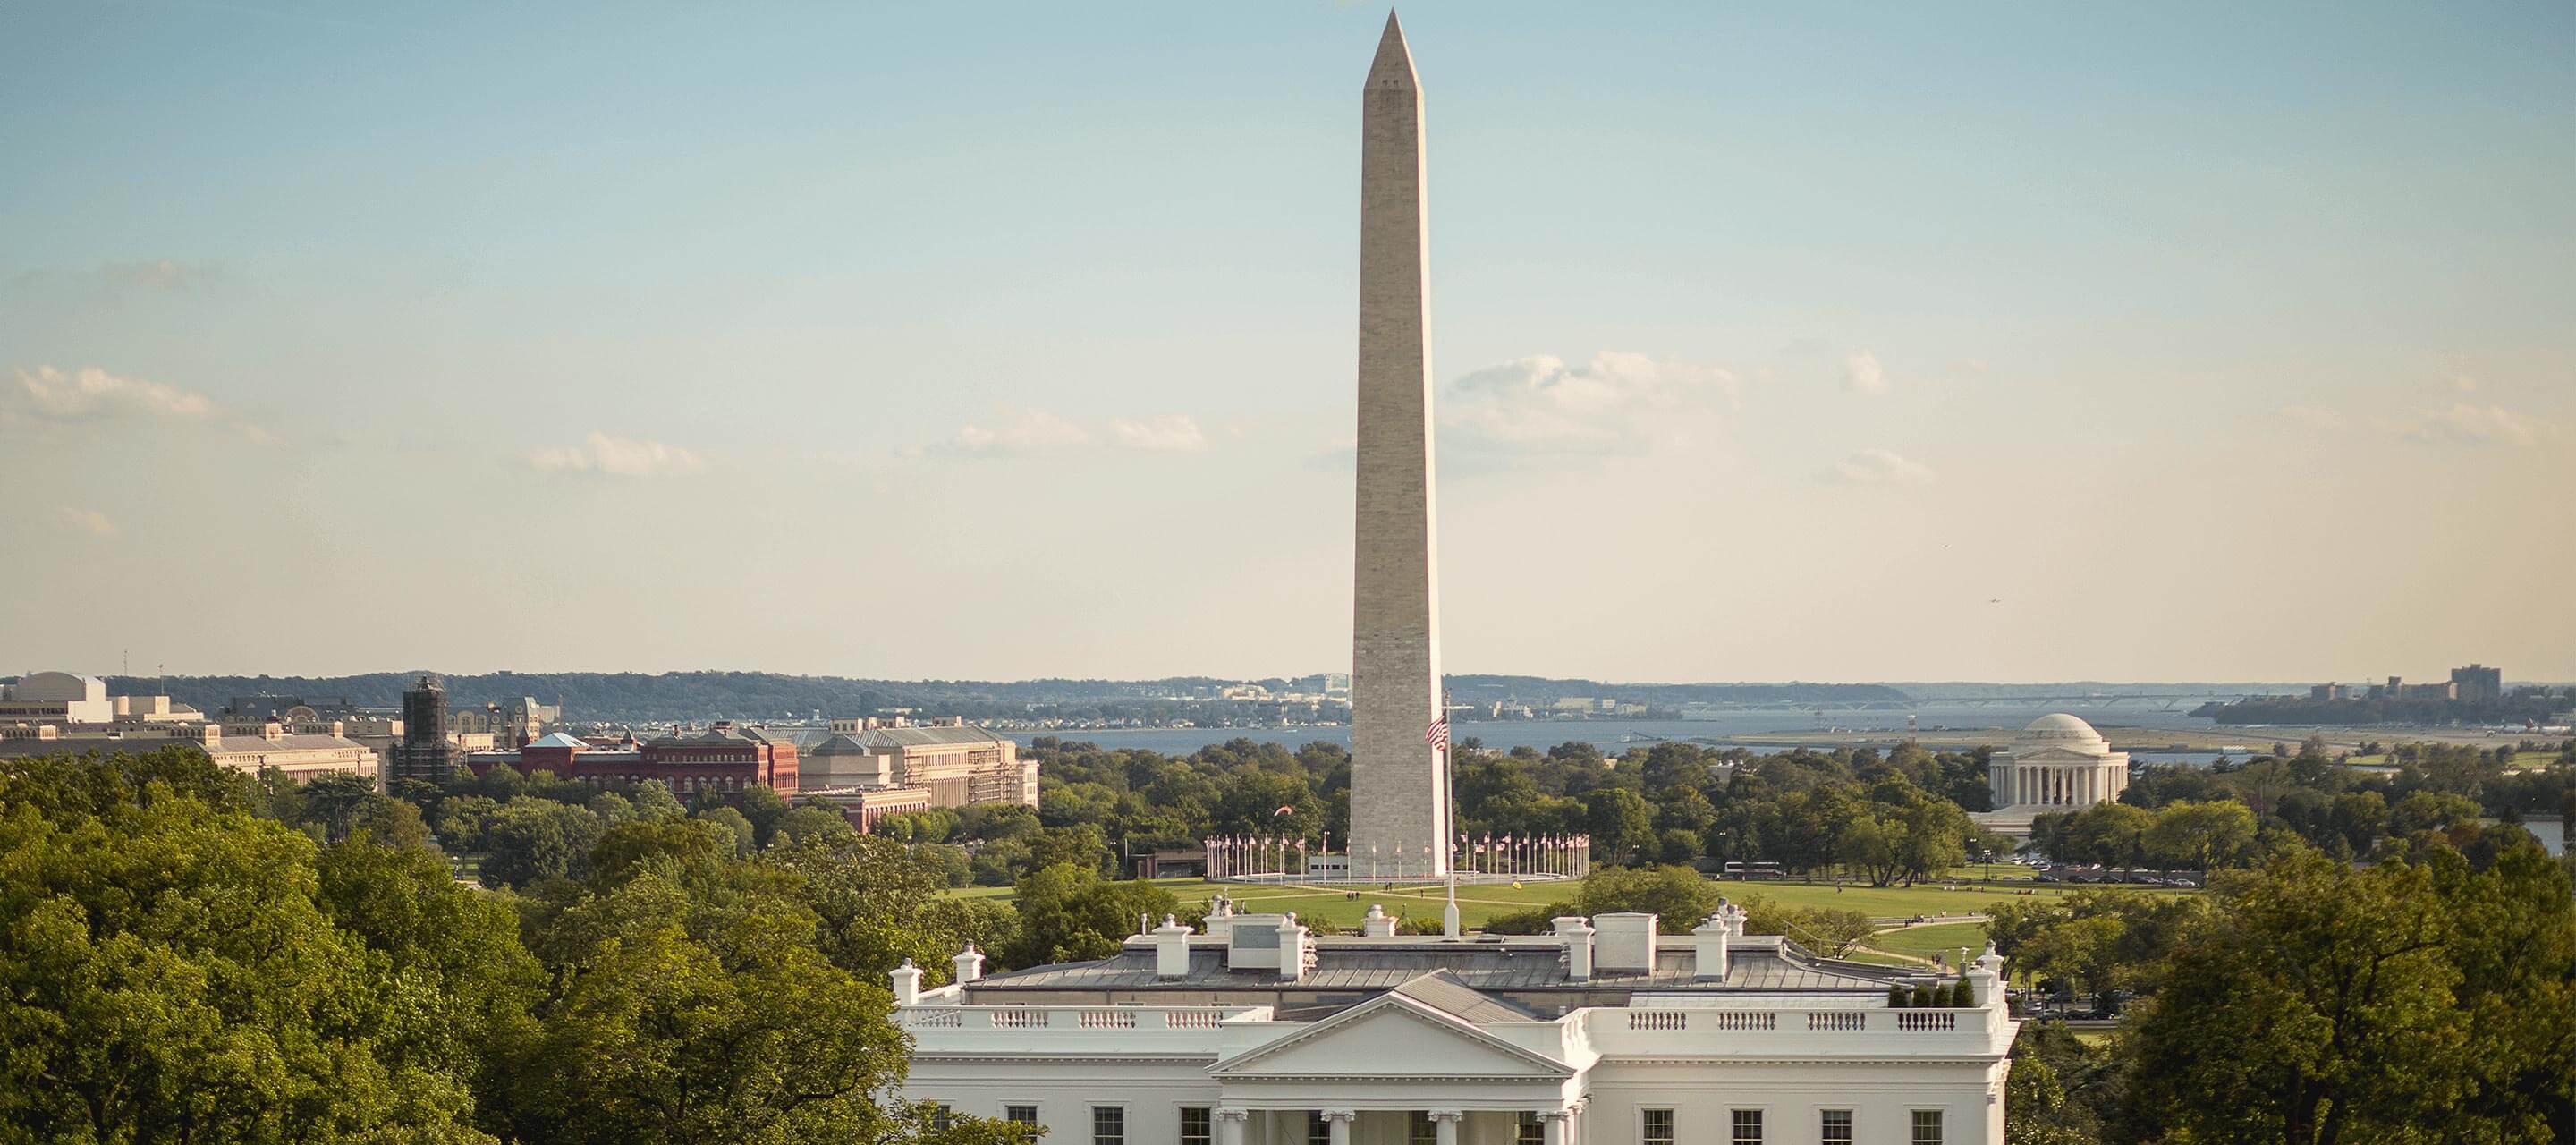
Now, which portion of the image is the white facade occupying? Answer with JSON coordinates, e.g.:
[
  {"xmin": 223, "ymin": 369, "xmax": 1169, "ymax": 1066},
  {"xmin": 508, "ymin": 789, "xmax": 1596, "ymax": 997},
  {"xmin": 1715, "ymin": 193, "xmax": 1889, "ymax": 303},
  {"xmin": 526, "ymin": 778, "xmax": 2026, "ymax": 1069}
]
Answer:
[
  {"xmin": 1977, "ymin": 714, "xmax": 2131, "ymax": 833},
  {"xmin": 896, "ymin": 903, "xmax": 2013, "ymax": 1145}
]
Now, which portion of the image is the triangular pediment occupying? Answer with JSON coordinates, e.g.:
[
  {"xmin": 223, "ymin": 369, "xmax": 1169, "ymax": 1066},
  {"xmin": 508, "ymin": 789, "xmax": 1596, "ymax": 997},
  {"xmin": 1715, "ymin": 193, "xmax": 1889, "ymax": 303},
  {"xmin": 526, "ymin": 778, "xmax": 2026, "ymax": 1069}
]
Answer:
[
  {"xmin": 1210, "ymin": 993, "xmax": 1571, "ymax": 1080},
  {"xmin": 2010, "ymin": 747, "xmax": 2114, "ymax": 763}
]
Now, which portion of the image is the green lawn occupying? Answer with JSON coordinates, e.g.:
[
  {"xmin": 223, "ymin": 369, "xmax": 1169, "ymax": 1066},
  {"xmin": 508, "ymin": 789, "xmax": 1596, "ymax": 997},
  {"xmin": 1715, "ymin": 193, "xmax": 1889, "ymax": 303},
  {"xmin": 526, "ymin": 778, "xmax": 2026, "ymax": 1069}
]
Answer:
[
  {"xmin": 945, "ymin": 873, "xmax": 2182, "ymax": 933},
  {"xmin": 1863, "ymin": 920, "xmax": 1989, "ymax": 963}
]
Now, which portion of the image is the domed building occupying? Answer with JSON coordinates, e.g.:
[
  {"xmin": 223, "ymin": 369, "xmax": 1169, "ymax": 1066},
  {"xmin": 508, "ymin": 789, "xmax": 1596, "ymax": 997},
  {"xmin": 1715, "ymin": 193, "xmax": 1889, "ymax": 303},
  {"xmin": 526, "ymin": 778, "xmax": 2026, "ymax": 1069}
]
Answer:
[{"xmin": 1975, "ymin": 713, "xmax": 2131, "ymax": 833}]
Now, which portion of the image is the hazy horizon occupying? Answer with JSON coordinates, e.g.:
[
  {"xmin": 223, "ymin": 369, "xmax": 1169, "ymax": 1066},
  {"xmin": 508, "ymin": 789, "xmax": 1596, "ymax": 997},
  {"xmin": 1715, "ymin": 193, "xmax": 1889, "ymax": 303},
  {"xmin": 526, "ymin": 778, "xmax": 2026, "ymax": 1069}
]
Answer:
[{"xmin": 6, "ymin": 2, "xmax": 2570, "ymax": 682}]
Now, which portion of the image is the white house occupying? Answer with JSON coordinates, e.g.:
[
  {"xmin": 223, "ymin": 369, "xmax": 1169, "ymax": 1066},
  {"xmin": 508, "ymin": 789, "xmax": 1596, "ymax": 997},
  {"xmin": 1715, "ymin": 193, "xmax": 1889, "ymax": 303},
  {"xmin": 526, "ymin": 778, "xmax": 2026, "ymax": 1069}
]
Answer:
[{"xmin": 893, "ymin": 900, "xmax": 2014, "ymax": 1145}]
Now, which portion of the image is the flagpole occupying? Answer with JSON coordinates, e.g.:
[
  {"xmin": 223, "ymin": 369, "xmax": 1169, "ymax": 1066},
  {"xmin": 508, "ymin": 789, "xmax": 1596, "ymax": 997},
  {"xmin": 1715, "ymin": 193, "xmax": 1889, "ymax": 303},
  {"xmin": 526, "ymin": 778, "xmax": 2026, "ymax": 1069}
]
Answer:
[{"xmin": 1441, "ymin": 687, "xmax": 1460, "ymax": 938}]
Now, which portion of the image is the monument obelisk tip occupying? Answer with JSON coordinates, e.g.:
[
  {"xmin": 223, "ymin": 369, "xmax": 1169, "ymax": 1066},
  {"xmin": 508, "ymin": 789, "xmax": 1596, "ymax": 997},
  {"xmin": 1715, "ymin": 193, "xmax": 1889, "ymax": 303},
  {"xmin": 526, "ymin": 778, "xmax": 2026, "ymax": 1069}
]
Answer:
[{"xmin": 1368, "ymin": 11, "xmax": 1417, "ymax": 88}]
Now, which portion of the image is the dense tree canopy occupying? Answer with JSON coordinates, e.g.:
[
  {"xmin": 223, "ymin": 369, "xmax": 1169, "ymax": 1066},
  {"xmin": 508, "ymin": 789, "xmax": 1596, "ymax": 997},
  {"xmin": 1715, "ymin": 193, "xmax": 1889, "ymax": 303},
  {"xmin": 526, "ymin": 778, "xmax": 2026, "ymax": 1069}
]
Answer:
[{"xmin": 0, "ymin": 749, "xmax": 1030, "ymax": 1145}]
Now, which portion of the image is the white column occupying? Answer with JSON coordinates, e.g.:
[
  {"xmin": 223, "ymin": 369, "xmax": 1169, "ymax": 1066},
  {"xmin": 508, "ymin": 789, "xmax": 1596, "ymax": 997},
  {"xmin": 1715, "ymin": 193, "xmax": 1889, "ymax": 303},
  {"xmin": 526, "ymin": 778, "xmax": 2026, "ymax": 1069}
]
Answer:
[
  {"xmin": 1216, "ymin": 1109, "xmax": 1249, "ymax": 1145},
  {"xmin": 1430, "ymin": 1111, "xmax": 1462, "ymax": 1145},
  {"xmin": 1541, "ymin": 1108, "xmax": 1571, "ymax": 1145},
  {"xmin": 1324, "ymin": 1110, "xmax": 1355, "ymax": 1145}
]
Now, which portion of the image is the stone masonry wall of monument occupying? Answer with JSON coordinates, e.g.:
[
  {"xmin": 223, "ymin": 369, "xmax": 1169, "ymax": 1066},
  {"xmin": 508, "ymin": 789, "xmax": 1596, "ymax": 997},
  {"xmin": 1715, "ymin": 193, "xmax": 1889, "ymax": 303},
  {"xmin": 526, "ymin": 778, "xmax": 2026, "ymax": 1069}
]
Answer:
[{"xmin": 1347, "ymin": 15, "xmax": 1449, "ymax": 878}]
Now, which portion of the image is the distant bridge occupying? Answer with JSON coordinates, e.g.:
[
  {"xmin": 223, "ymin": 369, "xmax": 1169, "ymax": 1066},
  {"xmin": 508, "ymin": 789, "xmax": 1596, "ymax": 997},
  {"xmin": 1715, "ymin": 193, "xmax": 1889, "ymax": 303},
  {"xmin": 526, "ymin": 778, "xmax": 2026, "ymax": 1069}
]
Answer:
[{"xmin": 1671, "ymin": 692, "xmax": 2263, "ymax": 715}]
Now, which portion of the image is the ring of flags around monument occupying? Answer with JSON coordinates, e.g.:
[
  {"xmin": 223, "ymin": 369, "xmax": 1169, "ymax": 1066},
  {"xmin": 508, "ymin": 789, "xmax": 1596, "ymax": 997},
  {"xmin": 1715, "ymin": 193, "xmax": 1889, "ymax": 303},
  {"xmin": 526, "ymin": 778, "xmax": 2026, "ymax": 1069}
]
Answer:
[{"xmin": 1199, "ymin": 828, "xmax": 1590, "ymax": 881}]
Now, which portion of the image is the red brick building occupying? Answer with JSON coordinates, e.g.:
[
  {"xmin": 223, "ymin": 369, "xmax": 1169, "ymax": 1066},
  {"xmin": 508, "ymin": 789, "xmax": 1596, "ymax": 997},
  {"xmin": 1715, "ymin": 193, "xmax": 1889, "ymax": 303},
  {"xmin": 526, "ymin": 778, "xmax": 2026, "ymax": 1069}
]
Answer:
[{"xmin": 465, "ymin": 723, "xmax": 798, "ymax": 797}]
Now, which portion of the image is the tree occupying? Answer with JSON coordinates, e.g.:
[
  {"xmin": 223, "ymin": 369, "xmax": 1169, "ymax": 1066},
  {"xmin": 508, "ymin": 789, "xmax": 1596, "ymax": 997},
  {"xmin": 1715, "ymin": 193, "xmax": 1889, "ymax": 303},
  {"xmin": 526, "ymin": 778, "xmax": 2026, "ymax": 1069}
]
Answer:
[
  {"xmin": 1581, "ymin": 787, "xmax": 1658, "ymax": 866},
  {"xmin": 2143, "ymin": 799, "xmax": 2258, "ymax": 870},
  {"xmin": 1004, "ymin": 863, "xmax": 1177, "ymax": 969},
  {"xmin": 479, "ymin": 799, "xmax": 603, "ymax": 888},
  {"xmin": 1574, "ymin": 864, "xmax": 1718, "ymax": 923},
  {"xmin": 764, "ymin": 835, "xmax": 1018, "ymax": 983},
  {"xmin": 2123, "ymin": 846, "xmax": 2469, "ymax": 1144},
  {"xmin": 0, "ymin": 751, "xmax": 499, "ymax": 1142},
  {"xmin": 736, "ymin": 784, "xmax": 792, "ymax": 847}
]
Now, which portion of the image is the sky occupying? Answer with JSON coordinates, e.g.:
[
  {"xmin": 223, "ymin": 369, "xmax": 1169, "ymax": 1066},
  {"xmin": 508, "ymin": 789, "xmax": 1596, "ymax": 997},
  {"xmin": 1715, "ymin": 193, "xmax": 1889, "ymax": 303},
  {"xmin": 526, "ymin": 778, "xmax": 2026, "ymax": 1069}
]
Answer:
[{"xmin": 4, "ymin": 1, "xmax": 2572, "ymax": 684}]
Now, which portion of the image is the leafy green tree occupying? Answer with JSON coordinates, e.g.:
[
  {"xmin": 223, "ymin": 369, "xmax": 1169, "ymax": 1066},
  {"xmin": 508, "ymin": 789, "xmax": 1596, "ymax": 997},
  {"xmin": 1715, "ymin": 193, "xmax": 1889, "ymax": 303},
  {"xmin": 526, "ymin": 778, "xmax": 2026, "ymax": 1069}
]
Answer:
[
  {"xmin": 2124, "ymin": 846, "xmax": 2469, "ymax": 1144},
  {"xmin": 736, "ymin": 783, "xmax": 792, "ymax": 846},
  {"xmin": 631, "ymin": 779, "xmax": 687, "ymax": 821},
  {"xmin": 694, "ymin": 805, "xmax": 758, "ymax": 856},
  {"xmin": 297, "ymin": 769, "xmax": 382, "ymax": 842},
  {"xmin": 764, "ymin": 835, "xmax": 1019, "ymax": 982},
  {"xmin": 0, "ymin": 750, "xmax": 497, "ymax": 1143},
  {"xmin": 505, "ymin": 870, "xmax": 914, "ymax": 1144},
  {"xmin": 2144, "ymin": 799, "xmax": 2258, "ymax": 869},
  {"xmin": 1574, "ymin": 864, "xmax": 1718, "ymax": 923},
  {"xmin": 1581, "ymin": 786, "xmax": 1658, "ymax": 866},
  {"xmin": 1004, "ymin": 863, "xmax": 1177, "ymax": 968},
  {"xmin": 479, "ymin": 798, "xmax": 603, "ymax": 889}
]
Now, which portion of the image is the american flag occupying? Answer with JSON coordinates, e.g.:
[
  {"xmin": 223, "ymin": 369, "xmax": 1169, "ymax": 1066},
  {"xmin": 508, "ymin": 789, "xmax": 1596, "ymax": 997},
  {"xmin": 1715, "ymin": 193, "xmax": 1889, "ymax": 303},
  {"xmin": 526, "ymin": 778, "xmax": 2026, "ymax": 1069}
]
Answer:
[{"xmin": 1425, "ymin": 717, "xmax": 1450, "ymax": 751}]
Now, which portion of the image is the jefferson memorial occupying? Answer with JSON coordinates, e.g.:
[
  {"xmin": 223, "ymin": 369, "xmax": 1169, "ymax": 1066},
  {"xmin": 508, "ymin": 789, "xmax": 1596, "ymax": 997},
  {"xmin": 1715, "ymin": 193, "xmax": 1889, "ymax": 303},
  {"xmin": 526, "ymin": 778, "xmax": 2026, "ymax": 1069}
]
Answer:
[{"xmin": 1974, "ymin": 714, "xmax": 2132, "ymax": 834}]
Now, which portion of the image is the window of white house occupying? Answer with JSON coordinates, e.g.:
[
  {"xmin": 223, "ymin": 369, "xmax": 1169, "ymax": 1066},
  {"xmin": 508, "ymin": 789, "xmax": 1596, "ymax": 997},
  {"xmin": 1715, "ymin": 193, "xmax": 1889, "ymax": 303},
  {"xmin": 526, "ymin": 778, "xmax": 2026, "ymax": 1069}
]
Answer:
[
  {"xmin": 1092, "ymin": 1106, "xmax": 1125, "ymax": 1145},
  {"xmin": 1730, "ymin": 1109, "xmax": 1764, "ymax": 1145},
  {"xmin": 1820, "ymin": 1109, "xmax": 1852, "ymax": 1144},
  {"xmin": 1409, "ymin": 1112, "xmax": 1437, "ymax": 1145},
  {"xmin": 1911, "ymin": 1110, "xmax": 1945, "ymax": 1145},
  {"xmin": 1643, "ymin": 1109, "xmax": 1676, "ymax": 1145},
  {"xmin": 1514, "ymin": 1112, "xmax": 1544, "ymax": 1145},
  {"xmin": 1004, "ymin": 1106, "xmax": 1038, "ymax": 1126},
  {"xmin": 1180, "ymin": 1107, "xmax": 1211, "ymax": 1145}
]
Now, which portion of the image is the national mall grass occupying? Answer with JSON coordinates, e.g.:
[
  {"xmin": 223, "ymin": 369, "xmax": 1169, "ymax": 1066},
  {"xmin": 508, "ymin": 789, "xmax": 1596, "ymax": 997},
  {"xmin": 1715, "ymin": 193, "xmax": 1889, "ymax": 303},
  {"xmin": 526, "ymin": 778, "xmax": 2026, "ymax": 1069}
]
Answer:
[{"xmin": 950, "ymin": 872, "xmax": 2187, "ymax": 938}]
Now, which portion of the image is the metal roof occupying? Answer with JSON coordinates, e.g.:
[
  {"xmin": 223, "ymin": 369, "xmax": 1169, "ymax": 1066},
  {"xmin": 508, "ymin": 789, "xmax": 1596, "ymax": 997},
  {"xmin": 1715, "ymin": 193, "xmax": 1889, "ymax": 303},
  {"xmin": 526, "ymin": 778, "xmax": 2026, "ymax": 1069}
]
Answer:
[{"xmin": 970, "ymin": 936, "xmax": 1910, "ymax": 999}]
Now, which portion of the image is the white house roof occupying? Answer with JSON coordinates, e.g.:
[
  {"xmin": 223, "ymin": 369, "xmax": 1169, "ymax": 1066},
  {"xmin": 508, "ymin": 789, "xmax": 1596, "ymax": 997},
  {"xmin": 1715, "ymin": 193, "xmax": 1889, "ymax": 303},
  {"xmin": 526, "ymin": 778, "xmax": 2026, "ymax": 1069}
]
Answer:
[{"xmin": 968, "ymin": 935, "xmax": 1911, "ymax": 1005}]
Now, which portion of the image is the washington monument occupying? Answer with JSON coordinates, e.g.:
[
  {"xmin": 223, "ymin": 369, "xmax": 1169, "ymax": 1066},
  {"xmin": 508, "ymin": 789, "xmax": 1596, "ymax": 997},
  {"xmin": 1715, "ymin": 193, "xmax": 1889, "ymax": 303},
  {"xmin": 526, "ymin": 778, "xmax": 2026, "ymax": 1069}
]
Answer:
[{"xmin": 1346, "ymin": 13, "xmax": 1450, "ymax": 878}]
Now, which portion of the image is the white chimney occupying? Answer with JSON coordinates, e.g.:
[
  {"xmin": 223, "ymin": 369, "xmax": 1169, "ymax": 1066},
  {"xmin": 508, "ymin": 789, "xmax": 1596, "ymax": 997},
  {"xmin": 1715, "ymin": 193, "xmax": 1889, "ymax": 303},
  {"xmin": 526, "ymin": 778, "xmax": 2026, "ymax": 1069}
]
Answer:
[
  {"xmin": 1204, "ymin": 895, "xmax": 1235, "ymax": 942},
  {"xmin": 1276, "ymin": 912, "xmax": 1311, "ymax": 983},
  {"xmin": 1154, "ymin": 914, "xmax": 1195, "ymax": 980},
  {"xmin": 890, "ymin": 958, "xmax": 922, "ymax": 1005},
  {"xmin": 1553, "ymin": 916, "xmax": 1596, "ymax": 982},
  {"xmin": 1691, "ymin": 914, "xmax": 1731, "ymax": 980},
  {"xmin": 1593, "ymin": 912, "xmax": 1658, "ymax": 974},
  {"xmin": 1969, "ymin": 941, "xmax": 2006, "ymax": 1005},
  {"xmin": 952, "ymin": 942, "xmax": 985, "ymax": 985},
  {"xmin": 1360, "ymin": 903, "xmax": 1398, "ymax": 938}
]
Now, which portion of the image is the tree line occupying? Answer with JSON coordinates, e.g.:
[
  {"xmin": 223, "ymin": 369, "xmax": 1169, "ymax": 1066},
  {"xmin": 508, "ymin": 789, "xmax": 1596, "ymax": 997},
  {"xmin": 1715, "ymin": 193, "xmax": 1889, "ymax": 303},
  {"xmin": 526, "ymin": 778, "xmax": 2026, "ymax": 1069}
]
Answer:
[{"xmin": 0, "ymin": 748, "xmax": 1038, "ymax": 1144}]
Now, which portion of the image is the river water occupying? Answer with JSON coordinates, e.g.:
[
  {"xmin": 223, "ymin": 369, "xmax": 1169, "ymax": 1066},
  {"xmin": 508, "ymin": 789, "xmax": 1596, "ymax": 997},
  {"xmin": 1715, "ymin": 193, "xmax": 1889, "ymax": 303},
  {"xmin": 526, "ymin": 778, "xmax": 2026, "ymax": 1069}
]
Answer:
[{"xmin": 1008, "ymin": 702, "xmax": 2241, "ymax": 767}]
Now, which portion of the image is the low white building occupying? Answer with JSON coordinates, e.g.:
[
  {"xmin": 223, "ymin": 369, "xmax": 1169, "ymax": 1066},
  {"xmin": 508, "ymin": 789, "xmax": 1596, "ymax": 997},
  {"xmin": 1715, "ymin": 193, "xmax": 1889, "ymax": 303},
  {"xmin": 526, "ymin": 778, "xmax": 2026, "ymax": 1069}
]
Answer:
[{"xmin": 894, "ymin": 900, "xmax": 2013, "ymax": 1145}]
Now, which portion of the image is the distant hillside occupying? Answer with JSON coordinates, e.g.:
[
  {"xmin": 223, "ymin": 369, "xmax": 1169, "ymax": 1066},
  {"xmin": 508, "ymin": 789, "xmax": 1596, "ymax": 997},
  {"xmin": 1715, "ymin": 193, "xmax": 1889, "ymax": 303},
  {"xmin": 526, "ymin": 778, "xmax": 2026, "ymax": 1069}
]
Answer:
[
  {"xmin": 1445, "ymin": 675, "xmax": 1909, "ymax": 706},
  {"xmin": 100, "ymin": 670, "xmax": 1913, "ymax": 725}
]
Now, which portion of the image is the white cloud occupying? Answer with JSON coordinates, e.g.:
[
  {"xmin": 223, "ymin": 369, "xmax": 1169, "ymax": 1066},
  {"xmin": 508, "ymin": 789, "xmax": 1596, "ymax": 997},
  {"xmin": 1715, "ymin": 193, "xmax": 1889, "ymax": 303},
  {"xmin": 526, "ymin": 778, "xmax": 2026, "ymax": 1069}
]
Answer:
[
  {"xmin": 1443, "ymin": 351, "xmax": 1738, "ymax": 454},
  {"xmin": 528, "ymin": 431, "xmax": 706, "ymax": 476},
  {"xmin": 1825, "ymin": 447, "xmax": 1934, "ymax": 485},
  {"xmin": 2447, "ymin": 375, "xmax": 2479, "ymax": 393},
  {"xmin": 944, "ymin": 407, "xmax": 1212, "ymax": 457},
  {"xmin": 949, "ymin": 407, "xmax": 1095, "ymax": 455},
  {"xmin": 1843, "ymin": 350, "xmax": 1889, "ymax": 395},
  {"xmin": 10, "ymin": 365, "xmax": 214, "ymax": 421},
  {"xmin": 2390, "ymin": 403, "xmax": 2555, "ymax": 448},
  {"xmin": 1107, "ymin": 414, "xmax": 1208, "ymax": 453},
  {"xmin": 54, "ymin": 507, "xmax": 117, "ymax": 538}
]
